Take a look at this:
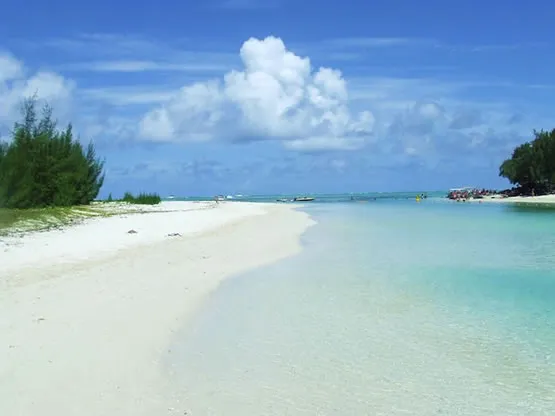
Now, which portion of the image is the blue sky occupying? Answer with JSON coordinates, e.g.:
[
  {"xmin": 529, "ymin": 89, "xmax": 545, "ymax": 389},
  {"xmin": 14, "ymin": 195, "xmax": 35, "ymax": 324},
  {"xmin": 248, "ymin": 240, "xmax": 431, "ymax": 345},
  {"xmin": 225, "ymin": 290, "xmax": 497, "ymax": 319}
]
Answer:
[{"xmin": 1, "ymin": 0, "xmax": 553, "ymax": 197}]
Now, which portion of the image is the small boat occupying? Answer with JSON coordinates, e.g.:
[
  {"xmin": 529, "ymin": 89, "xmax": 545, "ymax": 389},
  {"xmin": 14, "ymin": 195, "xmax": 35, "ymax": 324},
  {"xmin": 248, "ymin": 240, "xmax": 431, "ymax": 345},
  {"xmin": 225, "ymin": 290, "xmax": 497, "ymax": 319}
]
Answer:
[
  {"xmin": 276, "ymin": 198, "xmax": 290, "ymax": 202},
  {"xmin": 293, "ymin": 196, "xmax": 315, "ymax": 202}
]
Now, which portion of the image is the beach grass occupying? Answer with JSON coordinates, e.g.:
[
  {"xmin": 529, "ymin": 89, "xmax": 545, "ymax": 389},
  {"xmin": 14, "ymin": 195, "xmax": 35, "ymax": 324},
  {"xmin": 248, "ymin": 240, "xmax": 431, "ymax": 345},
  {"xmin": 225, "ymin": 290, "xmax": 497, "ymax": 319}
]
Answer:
[
  {"xmin": 0, "ymin": 206, "xmax": 103, "ymax": 236},
  {"xmin": 0, "ymin": 202, "xmax": 159, "ymax": 236},
  {"xmin": 0, "ymin": 191, "xmax": 163, "ymax": 236},
  {"xmin": 122, "ymin": 192, "xmax": 162, "ymax": 205},
  {"xmin": 0, "ymin": 194, "xmax": 165, "ymax": 236}
]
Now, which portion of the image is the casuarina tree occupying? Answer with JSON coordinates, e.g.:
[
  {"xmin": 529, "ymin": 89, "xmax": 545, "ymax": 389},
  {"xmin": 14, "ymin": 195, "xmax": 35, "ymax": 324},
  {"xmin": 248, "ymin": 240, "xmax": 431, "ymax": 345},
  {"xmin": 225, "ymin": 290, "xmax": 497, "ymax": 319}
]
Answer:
[{"xmin": 0, "ymin": 98, "xmax": 105, "ymax": 208}]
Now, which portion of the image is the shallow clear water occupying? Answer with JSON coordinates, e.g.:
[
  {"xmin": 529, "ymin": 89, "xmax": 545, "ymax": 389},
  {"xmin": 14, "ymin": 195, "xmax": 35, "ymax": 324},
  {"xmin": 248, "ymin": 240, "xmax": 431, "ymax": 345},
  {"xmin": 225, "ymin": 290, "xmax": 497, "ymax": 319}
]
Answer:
[{"xmin": 167, "ymin": 199, "xmax": 555, "ymax": 415}]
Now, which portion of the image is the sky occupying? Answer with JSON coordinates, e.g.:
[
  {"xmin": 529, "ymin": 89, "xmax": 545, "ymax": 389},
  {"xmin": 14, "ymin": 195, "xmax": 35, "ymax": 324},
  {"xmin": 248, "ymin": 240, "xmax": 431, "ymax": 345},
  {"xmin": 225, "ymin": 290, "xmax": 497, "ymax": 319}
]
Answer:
[{"xmin": 1, "ymin": 0, "xmax": 554, "ymax": 197}]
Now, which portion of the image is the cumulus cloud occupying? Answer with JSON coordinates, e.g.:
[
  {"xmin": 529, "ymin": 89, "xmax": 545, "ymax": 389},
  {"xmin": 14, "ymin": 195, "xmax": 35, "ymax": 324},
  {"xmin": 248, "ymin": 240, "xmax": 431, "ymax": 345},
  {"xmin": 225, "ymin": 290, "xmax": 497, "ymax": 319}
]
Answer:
[
  {"xmin": 1, "ymin": 34, "xmax": 533, "ymax": 173},
  {"xmin": 0, "ymin": 52, "xmax": 75, "ymax": 130},
  {"xmin": 139, "ymin": 36, "xmax": 374, "ymax": 150},
  {"xmin": 0, "ymin": 53, "xmax": 24, "ymax": 83}
]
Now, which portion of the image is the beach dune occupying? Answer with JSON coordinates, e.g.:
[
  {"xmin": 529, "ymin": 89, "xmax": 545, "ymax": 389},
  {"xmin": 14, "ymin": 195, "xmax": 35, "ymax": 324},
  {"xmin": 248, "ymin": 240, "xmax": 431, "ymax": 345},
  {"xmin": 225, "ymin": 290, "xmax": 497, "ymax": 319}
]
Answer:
[{"xmin": 0, "ymin": 201, "xmax": 314, "ymax": 416}]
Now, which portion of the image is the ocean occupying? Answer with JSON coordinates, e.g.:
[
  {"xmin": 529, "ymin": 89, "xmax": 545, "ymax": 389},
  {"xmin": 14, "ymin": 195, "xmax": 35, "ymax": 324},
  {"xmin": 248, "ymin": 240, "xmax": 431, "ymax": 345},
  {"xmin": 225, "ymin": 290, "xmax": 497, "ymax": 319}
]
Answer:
[{"xmin": 167, "ymin": 196, "xmax": 555, "ymax": 415}]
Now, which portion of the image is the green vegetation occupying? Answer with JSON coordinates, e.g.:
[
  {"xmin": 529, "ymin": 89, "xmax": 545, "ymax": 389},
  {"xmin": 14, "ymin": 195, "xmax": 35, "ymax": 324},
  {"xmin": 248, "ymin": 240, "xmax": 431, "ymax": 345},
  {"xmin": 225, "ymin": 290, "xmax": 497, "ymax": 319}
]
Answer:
[
  {"xmin": 0, "ymin": 99, "xmax": 164, "ymax": 236},
  {"xmin": 0, "ymin": 200, "xmax": 161, "ymax": 236},
  {"xmin": 0, "ymin": 206, "xmax": 103, "ymax": 236},
  {"xmin": 122, "ymin": 192, "xmax": 162, "ymax": 205},
  {"xmin": 499, "ymin": 129, "xmax": 555, "ymax": 195},
  {"xmin": 0, "ymin": 98, "xmax": 105, "ymax": 209}
]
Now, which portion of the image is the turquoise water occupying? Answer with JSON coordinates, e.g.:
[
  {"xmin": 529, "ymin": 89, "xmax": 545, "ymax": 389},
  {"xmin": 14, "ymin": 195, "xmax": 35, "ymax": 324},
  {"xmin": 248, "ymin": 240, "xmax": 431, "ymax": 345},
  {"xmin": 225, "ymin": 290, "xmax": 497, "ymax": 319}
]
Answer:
[
  {"xmin": 167, "ymin": 199, "xmax": 555, "ymax": 415},
  {"xmin": 166, "ymin": 190, "xmax": 446, "ymax": 203}
]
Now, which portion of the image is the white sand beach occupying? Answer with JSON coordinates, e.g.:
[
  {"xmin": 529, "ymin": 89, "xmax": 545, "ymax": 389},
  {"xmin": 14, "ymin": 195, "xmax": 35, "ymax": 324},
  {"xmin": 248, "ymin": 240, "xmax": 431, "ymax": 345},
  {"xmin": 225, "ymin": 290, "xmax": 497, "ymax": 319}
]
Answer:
[
  {"xmin": 469, "ymin": 194, "xmax": 555, "ymax": 205},
  {"xmin": 0, "ymin": 201, "xmax": 314, "ymax": 416}
]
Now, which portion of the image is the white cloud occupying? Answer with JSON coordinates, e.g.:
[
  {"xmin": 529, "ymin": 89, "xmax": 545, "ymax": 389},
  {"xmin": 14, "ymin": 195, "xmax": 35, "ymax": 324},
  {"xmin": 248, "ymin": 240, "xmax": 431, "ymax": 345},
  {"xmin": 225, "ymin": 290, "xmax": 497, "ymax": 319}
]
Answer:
[
  {"xmin": 140, "ymin": 81, "xmax": 225, "ymax": 142},
  {"xmin": 3, "ymin": 34, "xmax": 540, "ymax": 162},
  {"xmin": 80, "ymin": 87, "xmax": 175, "ymax": 105},
  {"xmin": 381, "ymin": 100, "xmax": 531, "ymax": 163},
  {"xmin": 40, "ymin": 34, "xmax": 238, "ymax": 74},
  {"xmin": 140, "ymin": 108, "xmax": 175, "ymax": 140},
  {"xmin": 79, "ymin": 114, "xmax": 138, "ymax": 143},
  {"xmin": 63, "ymin": 60, "xmax": 229, "ymax": 73},
  {"xmin": 139, "ymin": 36, "xmax": 375, "ymax": 150},
  {"xmin": 0, "ymin": 52, "xmax": 75, "ymax": 128},
  {"xmin": 21, "ymin": 72, "xmax": 74, "ymax": 103},
  {"xmin": 0, "ymin": 53, "xmax": 24, "ymax": 83},
  {"xmin": 284, "ymin": 135, "xmax": 364, "ymax": 151}
]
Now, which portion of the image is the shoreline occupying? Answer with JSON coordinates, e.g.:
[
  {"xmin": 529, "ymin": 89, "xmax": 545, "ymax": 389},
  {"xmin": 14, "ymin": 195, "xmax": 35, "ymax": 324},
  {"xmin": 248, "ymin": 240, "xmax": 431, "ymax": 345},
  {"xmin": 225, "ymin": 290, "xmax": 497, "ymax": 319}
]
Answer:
[
  {"xmin": 1, "ymin": 201, "xmax": 271, "ymax": 282},
  {"xmin": 464, "ymin": 194, "xmax": 555, "ymax": 205},
  {"xmin": 0, "ymin": 201, "xmax": 316, "ymax": 415}
]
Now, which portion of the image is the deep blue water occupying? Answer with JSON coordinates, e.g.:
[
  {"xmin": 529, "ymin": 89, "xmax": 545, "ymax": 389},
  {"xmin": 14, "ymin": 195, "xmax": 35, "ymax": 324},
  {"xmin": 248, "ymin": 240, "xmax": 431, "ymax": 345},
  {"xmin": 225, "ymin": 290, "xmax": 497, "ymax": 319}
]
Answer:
[{"xmin": 167, "ymin": 198, "xmax": 555, "ymax": 415}]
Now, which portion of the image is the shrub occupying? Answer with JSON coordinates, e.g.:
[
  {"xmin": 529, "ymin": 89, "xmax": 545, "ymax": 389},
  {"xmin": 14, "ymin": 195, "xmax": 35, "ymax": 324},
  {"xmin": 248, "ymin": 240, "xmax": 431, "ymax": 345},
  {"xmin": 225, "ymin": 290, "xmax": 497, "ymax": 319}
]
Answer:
[{"xmin": 122, "ymin": 192, "xmax": 161, "ymax": 205}]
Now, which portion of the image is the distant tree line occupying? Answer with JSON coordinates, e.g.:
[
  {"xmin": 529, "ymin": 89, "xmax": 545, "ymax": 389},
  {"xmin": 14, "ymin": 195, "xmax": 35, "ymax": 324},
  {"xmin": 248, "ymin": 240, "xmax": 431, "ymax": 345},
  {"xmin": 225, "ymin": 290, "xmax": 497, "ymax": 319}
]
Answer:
[
  {"xmin": 121, "ymin": 192, "xmax": 161, "ymax": 205},
  {"xmin": 102, "ymin": 192, "xmax": 161, "ymax": 205},
  {"xmin": 0, "ymin": 98, "xmax": 105, "ymax": 209},
  {"xmin": 499, "ymin": 129, "xmax": 555, "ymax": 196}
]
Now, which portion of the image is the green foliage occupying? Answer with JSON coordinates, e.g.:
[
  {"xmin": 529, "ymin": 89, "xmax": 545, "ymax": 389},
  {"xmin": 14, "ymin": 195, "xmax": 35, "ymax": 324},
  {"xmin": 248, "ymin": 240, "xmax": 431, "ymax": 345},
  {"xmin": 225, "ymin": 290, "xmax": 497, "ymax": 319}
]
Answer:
[
  {"xmin": 499, "ymin": 129, "xmax": 555, "ymax": 194},
  {"xmin": 0, "ymin": 98, "xmax": 105, "ymax": 208},
  {"xmin": 121, "ymin": 192, "xmax": 161, "ymax": 205},
  {"xmin": 0, "ymin": 142, "xmax": 7, "ymax": 164}
]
